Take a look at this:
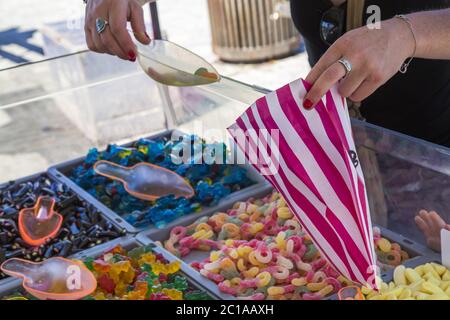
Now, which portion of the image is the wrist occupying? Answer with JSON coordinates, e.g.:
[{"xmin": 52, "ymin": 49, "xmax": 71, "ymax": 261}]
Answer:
[{"xmin": 385, "ymin": 17, "xmax": 416, "ymax": 60}]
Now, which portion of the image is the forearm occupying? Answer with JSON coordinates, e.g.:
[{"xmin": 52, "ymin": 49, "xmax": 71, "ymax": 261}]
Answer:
[{"xmin": 406, "ymin": 9, "xmax": 450, "ymax": 60}]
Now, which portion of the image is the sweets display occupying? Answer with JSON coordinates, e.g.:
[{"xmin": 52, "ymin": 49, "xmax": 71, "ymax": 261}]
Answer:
[
  {"xmin": 362, "ymin": 262, "xmax": 450, "ymax": 300},
  {"xmin": 85, "ymin": 245, "xmax": 210, "ymax": 300},
  {"xmin": 162, "ymin": 191, "xmax": 417, "ymax": 299},
  {"xmin": 0, "ymin": 175, "xmax": 126, "ymax": 280},
  {"xmin": 163, "ymin": 192, "xmax": 353, "ymax": 300},
  {"xmin": 70, "ymin": 135, "xmax": 255, "ymax": 228}
]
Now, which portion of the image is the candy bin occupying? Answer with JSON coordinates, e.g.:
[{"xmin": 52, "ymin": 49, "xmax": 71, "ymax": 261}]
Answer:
[
  {"xmin": 50, "ymin": 131, "xmax": 262, "ymax": 232},
  {"xmin": 361, "ymin": 261, "xmax": 450, "ymax": 300},
  {"xmin": 142, "ymin": 189, "xmax": 423, "ymax": 300},
  {"xmin": 141, "ymin": 191, "xmax": 349, "ymax": 300},
  {"xmin": 0, "ymin": 173, "xmax": 127, "ymax": 283}
]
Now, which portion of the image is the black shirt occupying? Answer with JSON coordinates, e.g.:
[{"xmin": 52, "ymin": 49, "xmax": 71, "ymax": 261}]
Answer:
[{"xmin": 291, "ymin": 0, "xmax": 450, "ymax": 147}]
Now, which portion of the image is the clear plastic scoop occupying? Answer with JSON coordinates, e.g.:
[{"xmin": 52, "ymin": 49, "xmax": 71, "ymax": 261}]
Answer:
[
  {"xmin": 18, "ymin": 196, "xmax": 63, "ymax": 247},
  {"xmin": 93, "ymin": 160, "xmax": 195, "ymax": 201},
  {"xmin": 338, "ymin": 286, "xmax": 365, "ymax": 300},
  {"xmin": 135, "ymin": 38, "xmax": 220, "ymax": 86},
  {"xmin": 0, "ymin": 257, "xmax": 97, "ymax": 300}
]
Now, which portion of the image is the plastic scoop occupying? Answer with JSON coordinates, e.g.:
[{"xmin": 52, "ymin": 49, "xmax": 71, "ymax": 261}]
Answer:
[
  {"xmin": 0, "ymin": 258, "xmax": 97, "ymax": 300},
  {"xmin": 18, "ymin": 196, "xmax": 63, "ymax": 247},
  {"xmin": 93, "ymin": 160, "xmax": 195, "ymax": 201},
  {"xmin": 135, "ymin": 40, "xmax": 220, "ymax": 87},
  {"xmin": 338, "ymin": 286, "xmax": 364, "ymax": 300}
]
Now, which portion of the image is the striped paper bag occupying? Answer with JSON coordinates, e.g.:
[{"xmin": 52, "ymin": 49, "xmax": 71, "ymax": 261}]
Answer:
[{"xmin": 228, "ymin": 79, "xmax": 378, "ymax": 288}]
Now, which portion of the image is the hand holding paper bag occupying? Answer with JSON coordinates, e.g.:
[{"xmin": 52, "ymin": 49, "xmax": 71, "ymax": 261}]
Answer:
[{"xmin": 228, "ymin": 79, "xmax": 378, "ymax": 288}]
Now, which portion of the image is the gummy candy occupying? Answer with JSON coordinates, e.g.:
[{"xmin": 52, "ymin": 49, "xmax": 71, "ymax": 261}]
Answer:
[
  {"xmin": 70, "ymin": 135, "xmax": 255, "ymax": 227},
  {"xmin": 361, "ymin": 263, "xmax": 450, "ymax": 300},
  {"xmin": 163, "ymin": 191, "xmax": 414, "ymax": 300},
  {"xmin": 85, "ymin": 245, "xmax": 210, "ymax": 300},
  {"xmin": 372, "ymin": 227, "xmax": 410, "ymax": 270},
  {"xmin": 163, "ymin": 192, "xmax": 347, "ymax": 300}
]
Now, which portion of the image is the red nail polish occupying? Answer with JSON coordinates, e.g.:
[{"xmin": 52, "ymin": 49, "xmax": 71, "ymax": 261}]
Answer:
[
  {"xmin": 128, "ymin": 50, "xmax": 136, "ymax": 61},
  {"xmin": 303, "ymin": 99, "xmax": 313, "ymax": 110}
]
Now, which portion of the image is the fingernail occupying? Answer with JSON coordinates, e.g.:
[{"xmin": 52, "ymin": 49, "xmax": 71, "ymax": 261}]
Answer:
[
  {"xmin": 303, "ymin": 99, "xmax": 314, "ymax": 110},
  {"xmin": 128, "ymin": 50, "xmax": 136, "ymax": 62},
  {"xmin": 145, "ymin": 32, "xmax": 150, "ymax": 41}
]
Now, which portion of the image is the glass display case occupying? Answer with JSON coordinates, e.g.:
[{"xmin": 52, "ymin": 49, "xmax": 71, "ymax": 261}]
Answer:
[{"xmin": 1, "ymin": 51, "xmax": 449, "ymax": 300}]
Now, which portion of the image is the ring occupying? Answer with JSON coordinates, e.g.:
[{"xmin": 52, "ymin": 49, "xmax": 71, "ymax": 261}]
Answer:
[
  {"xmin": 338, "ymin": 58, "xmax": 352, "ymax": 77},
  {"xmin": 95, "ymin": 18, "xmax": 109, "ymax": 34}
]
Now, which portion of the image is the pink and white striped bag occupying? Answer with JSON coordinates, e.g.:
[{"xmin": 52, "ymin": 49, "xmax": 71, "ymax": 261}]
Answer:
[{"xmin": 228, "ymin": 79, "xmax": 378, "ymax": 288}]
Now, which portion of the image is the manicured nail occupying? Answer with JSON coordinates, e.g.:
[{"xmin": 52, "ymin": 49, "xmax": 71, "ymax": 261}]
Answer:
[
  {"xmin": 303, "ymin": 99, "xmax": 313, "ymax": 110},
  {"xmin": 128, "ymin": 50, "xmax": 136, "ymax": 61}
]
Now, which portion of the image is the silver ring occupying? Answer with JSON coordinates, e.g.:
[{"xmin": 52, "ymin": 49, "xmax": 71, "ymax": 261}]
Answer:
[
  {"xmin": 95, "ymin": 18, "xmax": 109, "ymax": 34},
  {"xmin": 338, "ymin": 58, "xmax": 352, "ymax": 77}
]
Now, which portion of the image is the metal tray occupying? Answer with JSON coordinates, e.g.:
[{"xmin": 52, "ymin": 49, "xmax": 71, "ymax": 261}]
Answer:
[
  {"xmin": 0, "ymin": 236, "xmax": 220, "ymax": 300},
  {"xmin": 48, "ymin": 129, "xmax": 268, "ymax": 234},
  {"xmin": 0, "ymin": 172, "xmax": 130, "ymax": 287}
]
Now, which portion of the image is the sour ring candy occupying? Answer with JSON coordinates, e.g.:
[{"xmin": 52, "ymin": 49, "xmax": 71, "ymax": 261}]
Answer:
[
  {"xmin": 255, "ymin": 248, "xmax": 273, "ymax": 264},
  {"xmin": 272, "ymin": 266, "xmax": 289, "ymax": 280},
  {"xmin": 256, "ymin": 272, "xmax": 272, "ymax": 287}
]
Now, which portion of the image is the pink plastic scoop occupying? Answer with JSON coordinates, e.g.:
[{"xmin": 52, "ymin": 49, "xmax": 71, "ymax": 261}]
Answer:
[
  {"xmin": 18, "ymin": 196, "xmax": 63, "ymax": 246},
  {"xmin": 1, "ymin": 257, "xmax": 97, "ymax": 300},
  {"xmin": 93, "ymin": 160, "xmax": 195, "ymax": 201}
]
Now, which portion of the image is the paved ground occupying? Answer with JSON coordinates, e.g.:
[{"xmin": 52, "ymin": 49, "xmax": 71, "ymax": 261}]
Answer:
[{"xmin": 0, "ymin": 0, "xmax": 310, "ymax": 181}]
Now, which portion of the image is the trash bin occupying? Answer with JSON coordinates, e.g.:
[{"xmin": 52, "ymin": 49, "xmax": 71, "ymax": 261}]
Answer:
[{"xmin": 207, "ymin": 0, "xmax": 301, "ymax": 62}]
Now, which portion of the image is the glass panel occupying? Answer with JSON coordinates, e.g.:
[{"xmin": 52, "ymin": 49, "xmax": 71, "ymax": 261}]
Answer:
[{"xmin": 1, "ymin": 50, "xmax": 450, "ymax": 251}]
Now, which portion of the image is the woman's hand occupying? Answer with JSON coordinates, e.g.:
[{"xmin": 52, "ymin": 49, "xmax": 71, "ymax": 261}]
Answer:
[
  {"xmin": 85, "ymin": 0, "xmax": 151, "ymax": 61},
  {"xmin": 302, "ymin": 18, "xmax": 415, "ymax": 109},
  {"xmin": 415, "ymin": 210, "xmax": 450, "ymax": 252}
]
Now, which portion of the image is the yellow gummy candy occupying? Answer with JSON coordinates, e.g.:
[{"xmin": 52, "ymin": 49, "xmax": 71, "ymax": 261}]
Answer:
[
  {"xmin": 277, "ymin": 197, "xmax": 286, "ymax": 208},
  {"xmin": 386, "ymin": 286, "xmax": 404, "ymax": 298},
  {"xmin": 210, "ymin": 251, "xmax": 221, "ymax": 262},
  {"xmin": 268, "ymin": 286, "xmax": 285, "ymax": 296},
  {"xmin": 361, "ymin": 286, "xmax": 373, "ymax": 295},
  {"xmin": 307, "ymin": 282, "xmax": 327, "ymax": 292},
  {"xmin": 277, "ymin": 207, "xmax": 292, "ymax": 219},
  {"xmin": 424, "ymin": 264, "xmax": 440, "ymax": 279},
  {"xmin": 414, "ymin": 292, "xmax": 431, "ymax": 300},
  {"xmin": 445, "ymin": 286, "xmax": 450, "ymax": 297},
  {"xmin": 275, "ymin": 232, "xmax": 286, "ymax": 249},
  {"xmin": 443, "ymin": 270, "xmax": 450, "ymax": 281},
  {"xmin": 291, "ymin": 277, "xmax": 307, "ymax": 287},
  {"xmin": 398, "ymin": 288, "xmax": 412, "ymax": 299},
  {"xmin": 257, "ymin": 272, "xmax": 272, "ymax": 287},
  {"xmin": 405, "ymin": 268, "xmax": 422, "ymax": 284},
  {"xmin": 377, "ymin": 238, "xmax": 392, "ymax": 253},
  {"xmin": 162, "ymin": 288, "xmax": 183, "ymax": 300},
  {"xmin": 249, "ymin": 223, "xmax": 264, "ymax": 234},
  {"xmin": 421, "ymin": 282, "xmax": 446, "ymax": 295},
  {"xmin": 423, "ymin": 272, "xmax": 440, "ymax": 283},
  {"xmin": 431, "ymin": 263, "xmax": 447, "ymax": 276},
  {"xmin": 414, "ymin": 265, "xmax": 425, "ymax": 276},
  {"xmin": 318, "ymin": 284, "xmax": 334, "ymax": 297},
  {"xmin": 393, "ymin": 265, "xmax": 407, "ymax": 286},
  {"xmin": 440, "ymin": 281, "xmax": 450, "ymax": 291}
]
